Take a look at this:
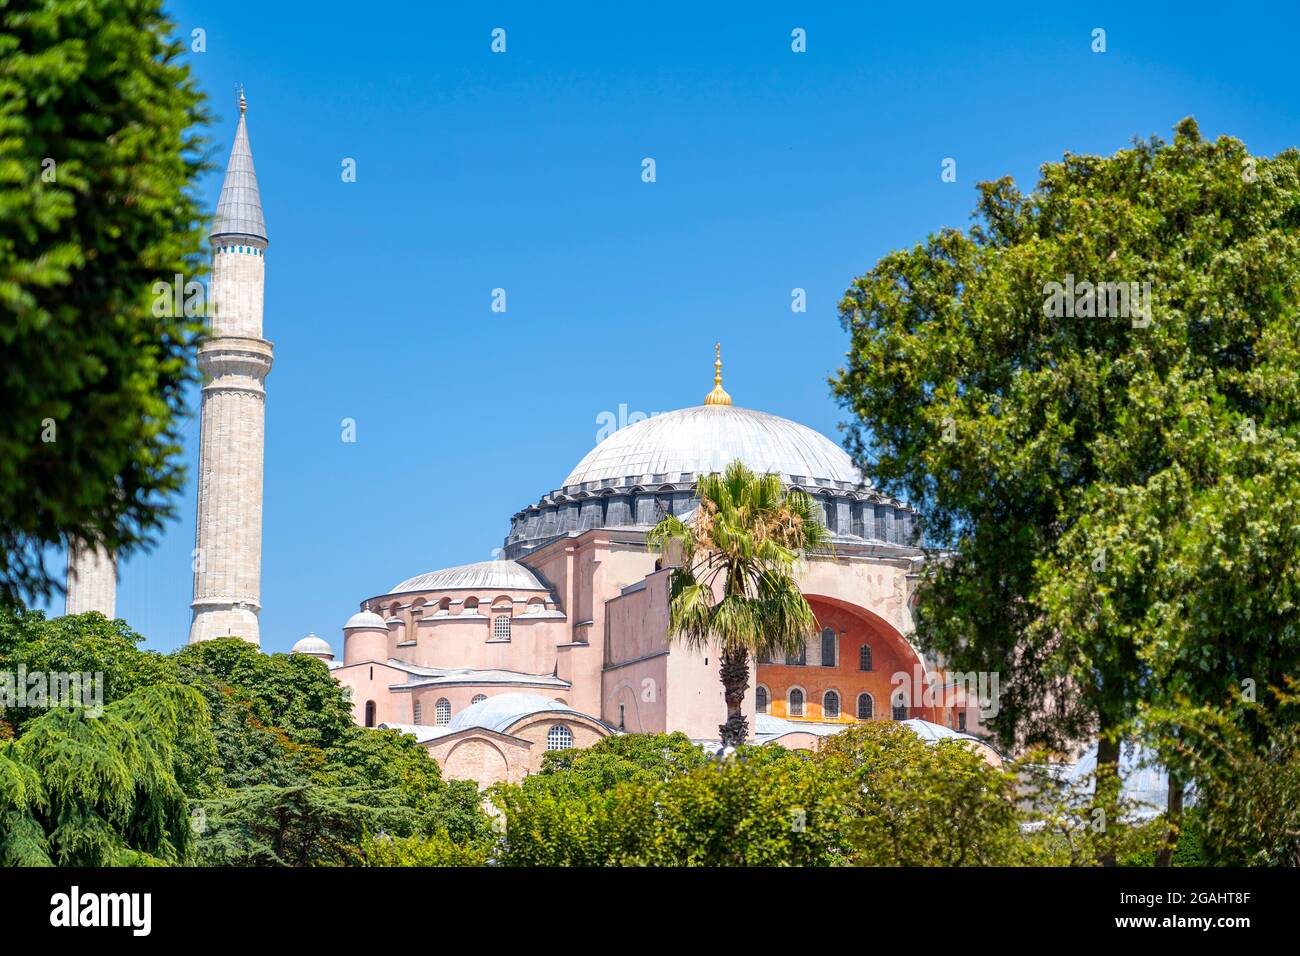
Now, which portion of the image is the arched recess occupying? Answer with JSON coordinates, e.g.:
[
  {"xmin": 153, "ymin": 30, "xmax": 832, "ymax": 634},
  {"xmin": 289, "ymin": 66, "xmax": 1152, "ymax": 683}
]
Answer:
[
  {"xmin": 443, "ymin": 737, "xmax": 509, "ymax": 787},
  {"xmin": 802, "ymin": 593, "xmax": 931, "ymax": 681}
]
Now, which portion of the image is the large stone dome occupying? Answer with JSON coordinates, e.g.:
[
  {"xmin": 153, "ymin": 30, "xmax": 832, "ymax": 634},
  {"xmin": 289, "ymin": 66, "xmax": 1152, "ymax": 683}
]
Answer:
[
  {"xmin": 563, "ymin": 404, "xmax": 866, "ymax": 490},
  {"xmin": 504, "ymin": 401, "xmax": 918, "ymax": 559}
]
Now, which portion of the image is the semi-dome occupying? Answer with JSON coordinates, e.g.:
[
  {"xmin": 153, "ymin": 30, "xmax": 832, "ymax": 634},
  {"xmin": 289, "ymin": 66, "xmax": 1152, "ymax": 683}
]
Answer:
[
  {"xmin": 562, "ymin": 404, "xmax": 866, "ymax": 490},
  {"xmin": 448, "ymin": 693, "xmax": 579, "ymax": 733},
  {"xmin": 390, "ymin": 559, "xmax": 549, "ymax": 595}
]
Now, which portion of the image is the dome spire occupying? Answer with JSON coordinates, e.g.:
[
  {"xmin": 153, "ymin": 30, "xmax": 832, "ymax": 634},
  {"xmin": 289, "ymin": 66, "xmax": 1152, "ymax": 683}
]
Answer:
[{"xmin": 704, "ymin": 342, "xmax": 732, "ymax": 406}]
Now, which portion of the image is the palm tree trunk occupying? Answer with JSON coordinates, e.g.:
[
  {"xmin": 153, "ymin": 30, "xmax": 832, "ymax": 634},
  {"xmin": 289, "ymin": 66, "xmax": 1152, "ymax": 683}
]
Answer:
[{"xmin": 718, "ymin": 645, "xmax": 750, "ymax": 748}]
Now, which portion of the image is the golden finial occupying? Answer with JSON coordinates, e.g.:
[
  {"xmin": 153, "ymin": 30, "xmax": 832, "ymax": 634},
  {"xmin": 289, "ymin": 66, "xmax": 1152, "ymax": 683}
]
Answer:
[
  {"xmin": 703, "ymin": 342, "xmax": 732, "ymax": 406},
  {"xmin": 238, "ymin": 85, "xmax": 247, "ymax": 115}
]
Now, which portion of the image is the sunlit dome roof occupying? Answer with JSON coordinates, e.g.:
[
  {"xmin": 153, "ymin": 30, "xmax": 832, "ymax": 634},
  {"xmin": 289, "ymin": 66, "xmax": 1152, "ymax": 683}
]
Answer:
[
  {"xmin": 343, "ymin": 610, "xmax": 387, "ymax": 630},
  {"xmin": 390, "ymin": 559, "xmax": 549, "ymax": 595},
  {"xmin": 448, "ymin": 693, "xmax": 579, "ymax": 733},
  {"xmin": 561, "ymin": 404, "xmax": 866, "ymax": 490},
  {"xmin": 291, "ymin": 633, "xmax": 333, "ymax": 657}
]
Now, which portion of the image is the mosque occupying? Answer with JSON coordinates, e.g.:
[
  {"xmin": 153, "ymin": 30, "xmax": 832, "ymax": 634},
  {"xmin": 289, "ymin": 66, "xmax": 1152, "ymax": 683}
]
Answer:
[
  {"xmin": 65, "ymin": 94, "xmax": 996, "ymax": 791},
  {"xmin": 304, "ymin": 352, "xmax": 996, "ymax": 785}
]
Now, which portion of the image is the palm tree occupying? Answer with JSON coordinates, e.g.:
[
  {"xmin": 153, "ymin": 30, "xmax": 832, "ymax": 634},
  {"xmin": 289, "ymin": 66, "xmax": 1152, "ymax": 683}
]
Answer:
[{"xmin": 647, "ymin": 460, "xmax": 830, "ymax": 749}]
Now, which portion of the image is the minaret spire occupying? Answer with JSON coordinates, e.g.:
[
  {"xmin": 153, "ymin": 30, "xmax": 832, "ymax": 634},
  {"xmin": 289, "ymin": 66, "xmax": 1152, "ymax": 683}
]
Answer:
[
  {"xmin": 189, "ymin": 91, "xmax": 273, "ymax": 645},
  {"xmin": 703, "ymin": 342, "xmax": 732, "ymax": 406}
]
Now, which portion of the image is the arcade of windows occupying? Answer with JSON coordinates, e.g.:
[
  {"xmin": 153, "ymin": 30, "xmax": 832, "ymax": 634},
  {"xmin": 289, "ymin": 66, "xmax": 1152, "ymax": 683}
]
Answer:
[
  {"xmin": 750, "ymin": 626, "xmax": 890, "ymax": 722},
  {"xmin": 752, "ymin": 685, "xmax": 887, "ymax": 723},
  {"xmin": 756, "ymin": 629, "xmax": 876, "ymax": 670}
]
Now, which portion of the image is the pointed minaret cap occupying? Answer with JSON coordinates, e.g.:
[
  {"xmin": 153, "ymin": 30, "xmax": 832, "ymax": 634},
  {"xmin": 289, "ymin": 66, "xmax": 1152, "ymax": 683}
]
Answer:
[
  {"xmin": 210, "ymin": 85, "xmax": 267, "ymax": 242},
  {"xmin": 703, "ymin": 343, "xmax": 732, "ymax": 406}
]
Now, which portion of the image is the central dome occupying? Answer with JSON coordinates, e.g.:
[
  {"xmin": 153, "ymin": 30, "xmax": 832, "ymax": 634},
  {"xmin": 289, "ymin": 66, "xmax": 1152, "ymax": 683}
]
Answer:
[{"xmin": 562, "ymin": 404, "xmax": 866, "ymax": 490}]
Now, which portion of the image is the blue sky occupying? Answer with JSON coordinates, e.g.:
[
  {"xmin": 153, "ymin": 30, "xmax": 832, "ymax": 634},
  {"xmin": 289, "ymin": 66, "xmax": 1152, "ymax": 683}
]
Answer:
[{"xmin": 40, "ymin": 2, "xmax": 1300, "ymax": 652}]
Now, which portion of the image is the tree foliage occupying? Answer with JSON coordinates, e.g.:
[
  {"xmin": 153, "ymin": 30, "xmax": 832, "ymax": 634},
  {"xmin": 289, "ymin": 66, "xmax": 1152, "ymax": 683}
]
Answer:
[
  {"xmin": 831, "ymin": 120, "xmax": 1300, "ymax": 782},
  {"xmin": 0, "ymin": 0, "xmax": 210, "ymax": 606},
  {"xmin": 0, "ymin": 614, "xmax": 493, "ymax": 866},
  {"xmin": 1146, "ymin": 686, "xmax": 1300, "ymax": 866},
  {"xmin": 2, "ymin": 683, "xmax": 210, "ymax": 865},
  {"xmin": 492, "ymin": 723, "xmax": 1028, "ymax": 867}
]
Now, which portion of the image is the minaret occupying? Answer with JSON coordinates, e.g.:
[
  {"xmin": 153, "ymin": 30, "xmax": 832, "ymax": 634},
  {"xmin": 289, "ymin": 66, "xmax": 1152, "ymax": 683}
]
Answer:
[
  {"xmin": 65, "ymin": 543, "xmax": 116, "ymax": 617},
  {"xmin": 188, "ymin": 89, "xmax": 273, "ymax": 645}
]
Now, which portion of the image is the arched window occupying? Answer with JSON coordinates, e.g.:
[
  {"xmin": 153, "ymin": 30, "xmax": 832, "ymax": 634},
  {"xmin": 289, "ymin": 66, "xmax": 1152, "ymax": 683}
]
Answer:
[
  {"xmin": 789, "ymin": 688, "xmax": 805, "ymax": 717},
  {"xmin": 823, "ymin": 690, "xmax": 840, "ymax": 719},
  {"xmin": 859, "ymin": 644, "xmax": 873, "ymax": 672},
  {"xmin": 493, "ymin": 615, "xmax": 511, "ymax": 640},
  {"xmin": 436, "ymin": 597, "xmax": 451, "ymax": 615},
  {"xmin": 757, "ymin": 647, "xmax": 773, "ymax": 664},
  {"xmin": 547, "ymin": 724, "xmax": 573, "ymax": 751},
  {"xmin": 892, "ymin": 694, "xmax": 907, "ymax": 721},
  {"xmin": 820, "ymin": 628, "xmax": 836, "ymax": 667},
  {"xmin": 793, "ymin": 640, "xmax": 807, "ymax": 666},
  {"xmin": 471, "ymin": 694, "xmax": 488, "ymax": 705},
  {"xmin": 412, "ymin": 701, "xmax": 422, "ymax": 723},
  {"xmin": 364, "ymin": 700, "xmax": 376, "ymax": 728},
  {"xmin": 463, "ymin": 597, "xmax": 479, "ymax": 613},
  {"xmin": 857, "ymin": 693, "xmax": 874, "ymax": 720},
  {"xmin": 756, "ymin": 685, "xmax": 769, "ymax": 714},
  {"xmin": 435, "ymin": 698, "xmax": 451, "ymax": 726}
]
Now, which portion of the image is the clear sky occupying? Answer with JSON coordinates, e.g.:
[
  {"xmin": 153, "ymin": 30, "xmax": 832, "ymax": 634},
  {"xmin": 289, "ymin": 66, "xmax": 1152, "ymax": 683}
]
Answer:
[{"xmin": 40, "ymin": 1, "xmax": 1300, "ymax": 653}]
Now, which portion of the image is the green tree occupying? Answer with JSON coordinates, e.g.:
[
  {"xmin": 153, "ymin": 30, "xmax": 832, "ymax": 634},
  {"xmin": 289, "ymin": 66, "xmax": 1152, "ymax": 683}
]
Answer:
[
  {"xmin": 524, "ymin": 731, "xmax": 708, "ymax": 796},
  {"xmin": 0, "ymin": 0, "xmax": 209, "ymax": 606},
  {"xmin": 174, "ymin": 638, "xmax": 355, "ymax": 751},
  {"xmin": 647, "ymin": 460, "xmax": 829, "ymax": 748},
  {"xmin": 831, "ymin": 119, "xmax": 1300, "ymax": 856},
  {"xmin": 192, "ymin": 782, "xmax": 428, "ymax": 867},
  {"xmin": 359, "ymin": 829, "xmax": 494, "ymax": 867},
  {"xmin": 1147, "ymin": 687, "xmax": 1300, "ymax": 866},
  {"xmin": 493, "ymin": 745, "xmax": 846, "ymax": 867},
  {"xmin": 819, "ymin": 722, "xmax": 1025, "ymax": 866},
  {"xmin": 2, "ymin": 683, "xmax": 210, "ymax": 865},
  {"xmin": 0, "ymin": 606, "xmax": 176, "ymax": 736}
]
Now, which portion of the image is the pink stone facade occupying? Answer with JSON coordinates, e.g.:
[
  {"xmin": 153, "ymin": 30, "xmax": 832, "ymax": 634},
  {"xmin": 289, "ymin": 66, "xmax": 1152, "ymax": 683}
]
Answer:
[{"xmin": 325, "ymin": 398, "xmax": 994, "ymax": 788}]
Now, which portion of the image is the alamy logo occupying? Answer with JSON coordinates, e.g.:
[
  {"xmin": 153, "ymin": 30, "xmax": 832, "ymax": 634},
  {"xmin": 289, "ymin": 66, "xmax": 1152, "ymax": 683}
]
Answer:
[
  {"xmin": 0, "ymin": 666, "xmax": 103, "ymax": 717},
  {"xmin": 49, "ymin": 886, "xmax": 151, "ymax": 936},
  {"xmin": 1042, "ymin": 274, "xmax": 1152, "ymax": 327},
  {"xmin": 890, "ymin": 665, "xmax": 1000, "ymax": 719},
  {"xmin": 595, "ymin": 404, "xmax": 663, "ymax": 443}
]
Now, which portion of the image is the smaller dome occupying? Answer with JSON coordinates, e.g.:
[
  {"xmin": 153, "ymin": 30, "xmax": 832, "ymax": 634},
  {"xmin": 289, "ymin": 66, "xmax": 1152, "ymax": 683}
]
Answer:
[
  {"xmin": 448, "ymin": 693, "xmax": 578, "ymax": 733},
  {"xmin": 343, "ymin": 610, "xmax": 387, "ymax": 630},
  {"xmin": 292, "ymin": 633, "xmax": 334, "ymax": 658},
  {"xmin": 390, "ymin": 559, "xmax": 549, "ymax": 595}
]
